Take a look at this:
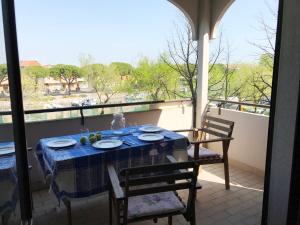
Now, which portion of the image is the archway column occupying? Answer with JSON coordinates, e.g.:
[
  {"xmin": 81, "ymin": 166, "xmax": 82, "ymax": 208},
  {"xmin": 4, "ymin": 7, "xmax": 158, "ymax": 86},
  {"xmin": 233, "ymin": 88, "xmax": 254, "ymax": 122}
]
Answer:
[
  {"xmin": 196, "ymin": 0, "xmax": 210, "ymax": 127},
  {"xmin": 169, "ymin": 0, "xmax": 235, "ymax": 126}
]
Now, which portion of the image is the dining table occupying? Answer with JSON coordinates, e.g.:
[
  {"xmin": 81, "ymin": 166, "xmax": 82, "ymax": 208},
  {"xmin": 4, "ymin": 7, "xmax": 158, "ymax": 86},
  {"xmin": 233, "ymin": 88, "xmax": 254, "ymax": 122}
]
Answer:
[
  {"xmin": 36, "ymin": 125, "xmax": 189, "ymax": 203},
  {"xmin": 0, "ymin": 142, "xmax": 18, "ymax": 224}
]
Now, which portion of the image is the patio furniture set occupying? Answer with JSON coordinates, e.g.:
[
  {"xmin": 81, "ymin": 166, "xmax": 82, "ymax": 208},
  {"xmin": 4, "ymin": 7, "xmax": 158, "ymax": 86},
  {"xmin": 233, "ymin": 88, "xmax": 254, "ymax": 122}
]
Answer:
[{"xmin": 0, "ymin": 116, "xmax": 234, "ymax": 225}]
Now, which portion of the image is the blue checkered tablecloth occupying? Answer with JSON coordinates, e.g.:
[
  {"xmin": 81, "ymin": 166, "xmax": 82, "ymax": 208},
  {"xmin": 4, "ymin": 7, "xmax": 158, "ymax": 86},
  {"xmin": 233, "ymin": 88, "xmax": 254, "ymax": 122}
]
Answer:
[
  {"xmin": 36, "ymin": 126, "xmax": 188, "ymax": 201},
  {"xmin": 0, "ymin": 142, "xmax": 18, "ymax": 215}
]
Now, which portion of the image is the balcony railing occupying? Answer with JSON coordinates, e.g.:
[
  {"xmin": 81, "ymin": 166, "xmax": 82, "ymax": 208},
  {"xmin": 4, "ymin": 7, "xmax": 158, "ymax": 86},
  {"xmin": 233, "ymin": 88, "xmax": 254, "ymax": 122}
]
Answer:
[
  {"xmin": 209, "ymin": 99, "xmax": 270, "ymax": 115},
  {"xmin": 0, "ymin": 98, "xmax": 271, "ymax": 124},
  {"xmin": 0, "ymin": 99, "xmax": 192, "ymax": 124}
]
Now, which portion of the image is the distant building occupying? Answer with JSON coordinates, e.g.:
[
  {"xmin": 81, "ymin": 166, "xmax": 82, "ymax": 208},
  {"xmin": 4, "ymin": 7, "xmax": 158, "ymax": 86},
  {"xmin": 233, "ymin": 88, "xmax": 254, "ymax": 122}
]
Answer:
[
  {"xmin": 43, "ymin": 77, "xmax": 87, "ymax": 94},
  {"xmin": 0, "ymin": 60, "xmax": 89, "ymax": 96},
  {"xmin": 20, "ymin": 60, "xmax": 41, "ymax": 68}
]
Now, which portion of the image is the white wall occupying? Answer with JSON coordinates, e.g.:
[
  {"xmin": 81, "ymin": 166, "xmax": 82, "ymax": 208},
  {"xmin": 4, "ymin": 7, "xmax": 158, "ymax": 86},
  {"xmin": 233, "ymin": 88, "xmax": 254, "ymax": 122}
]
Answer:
[{"xmin": 208, "ymin": 108, "xmax": 269, "ymax": 174}]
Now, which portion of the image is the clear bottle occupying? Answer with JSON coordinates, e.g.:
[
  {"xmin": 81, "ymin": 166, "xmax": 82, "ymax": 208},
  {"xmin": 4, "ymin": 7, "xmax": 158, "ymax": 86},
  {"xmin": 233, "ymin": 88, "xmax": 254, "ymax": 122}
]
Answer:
[{"xmin": 111, "ymin": 113, "xmax": 126, "ymax": 130}]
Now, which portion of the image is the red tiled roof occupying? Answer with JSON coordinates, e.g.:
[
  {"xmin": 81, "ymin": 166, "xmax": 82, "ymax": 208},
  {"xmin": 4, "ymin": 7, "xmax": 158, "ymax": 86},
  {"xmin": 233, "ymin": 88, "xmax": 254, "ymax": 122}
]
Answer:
[{"xmin": 20, "ymin": 60, "xmax": 41, "ymax": 67}]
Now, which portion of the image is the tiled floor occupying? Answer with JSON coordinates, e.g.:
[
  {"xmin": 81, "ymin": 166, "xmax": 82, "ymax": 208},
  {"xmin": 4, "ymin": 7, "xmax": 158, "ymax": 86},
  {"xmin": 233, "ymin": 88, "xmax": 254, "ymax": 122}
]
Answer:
[{"xmin": 27, "ymin": 164, "xmax": 264, "ymax": 225}]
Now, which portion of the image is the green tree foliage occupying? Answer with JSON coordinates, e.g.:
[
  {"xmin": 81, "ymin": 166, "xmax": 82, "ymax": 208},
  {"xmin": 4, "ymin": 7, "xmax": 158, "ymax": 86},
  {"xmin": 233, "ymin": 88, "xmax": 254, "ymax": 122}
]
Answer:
[
  {"xmin": 208, "ymin": 61, "xmax": 272, "ymax": 104},
  {"xmin": 50, "ymin": 64, "xmax": 81, "ymax": 95},
  {"xmin": 21, "ymin": 72, "xmax": 36, "ymax": 97},
  {"xmin": 23, "ymin": 66, "xmax": 49, "ymax": 91},
  {"xmin": 209, "ymin": 64, "xmax": 246, "ymax": 101},
  {"xmin": 249, "ymin": 58, "xmax": 272, "ymax": 104},
  {"xmin": 81, "ymin": 64, "xmax": 122, "ymax": 105},
  {"xmin": 129, "ymin": 58, "xmax": 180, "ymax": 101},
  {"xmin": 0, "ymin": 64, "xmax": 8, "ymax": 85},
  {"xmin": 110, "ymin": 62, "xmax": 133, "ymax": 77},
  {"xmin": 259, "ymin": 53, "xmax": 274, "ymax": 70},
  {"xmin": 208, "ymin": 64, "xmax": 226, "ymax": 98}
]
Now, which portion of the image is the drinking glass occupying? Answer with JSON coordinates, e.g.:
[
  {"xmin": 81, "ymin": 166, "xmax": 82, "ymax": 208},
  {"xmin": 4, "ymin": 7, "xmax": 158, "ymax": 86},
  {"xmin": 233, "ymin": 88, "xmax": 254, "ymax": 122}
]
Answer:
[{"xmin": 80, "ymin": 128, "xmax": 89, "ymax": 136}]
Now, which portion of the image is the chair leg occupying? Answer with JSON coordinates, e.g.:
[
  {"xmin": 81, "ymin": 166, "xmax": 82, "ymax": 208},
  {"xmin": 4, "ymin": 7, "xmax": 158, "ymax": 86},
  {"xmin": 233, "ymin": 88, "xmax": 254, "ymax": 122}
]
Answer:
[
  {"xmin": 222, "ymin": 141, "xmax": 230, "ymax": 190},
  {"xmin": 190, "ymin": 214, "xmax": 196, "ymax": 225},
  {"xmin": 109, "ymin": 190, "xmax": 112, "ymax": 225},
  {"xmin": 168, "ymin": 216, "xmax": 172, "ymax": 225},
  {"xmin": 116, "ymin": 201, "xmax": 121, "ymax": 225},
  {"xmin": 62, "ymin": 197, "xmax": 72, "ymax": 225},
  {"xmin": 194, "ymin": 163, "xmax": 200, "ymax": 200},
  {"xmin": 224, "ymin": 160, "xmax": 230, "ymax": 190},
  {"xmin": 1, "ymin": 211, "xmax": 11, "ymax": 225}
]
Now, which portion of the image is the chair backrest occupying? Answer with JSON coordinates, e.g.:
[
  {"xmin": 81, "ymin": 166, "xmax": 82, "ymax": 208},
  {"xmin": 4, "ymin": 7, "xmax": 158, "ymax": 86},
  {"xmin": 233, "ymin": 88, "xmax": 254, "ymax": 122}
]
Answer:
[
  {"xmin": 118, "ymin": 162, "xmax": 197, "ymax": 224},
  {"xmin": 202, "ymin": 115, "xmax": 234, "ymax": 138},
  {"xmin": 119, "ymin": 161, "xmax": 197, "ymax": 197}
]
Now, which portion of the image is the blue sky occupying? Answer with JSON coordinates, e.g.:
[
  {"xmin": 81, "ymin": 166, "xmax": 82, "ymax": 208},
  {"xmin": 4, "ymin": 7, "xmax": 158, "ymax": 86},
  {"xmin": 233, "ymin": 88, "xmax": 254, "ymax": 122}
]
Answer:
[{"xmin": 0, "ymin": 0, "xmax": 278, "ymax": 65}]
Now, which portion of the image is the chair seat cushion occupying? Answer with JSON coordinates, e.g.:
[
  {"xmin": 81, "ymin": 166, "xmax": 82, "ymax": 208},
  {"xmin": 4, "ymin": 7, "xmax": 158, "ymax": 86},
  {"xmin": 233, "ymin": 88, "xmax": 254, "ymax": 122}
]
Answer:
[
  {"xmin": 128, "ymin": 191, "xmax": 185, "ymax": 219},
  {"xmin": 187, "ymin": 145, "xmax": 221, "ymax": 159}
]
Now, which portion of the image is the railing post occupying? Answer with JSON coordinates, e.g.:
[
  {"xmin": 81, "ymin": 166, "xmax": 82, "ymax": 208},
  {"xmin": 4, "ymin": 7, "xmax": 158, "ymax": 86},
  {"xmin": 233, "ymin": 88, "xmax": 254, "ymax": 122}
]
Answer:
[
  {"xmin": 238, "ymin": 104, "xmax": 242, "ymax": 111},
  {"xmin": 80, "ymin": 108, "xmax": 84, "ymax": 127},
  {"xmin": 217, "ymin": 103, "xmax": 222, "ymax": 115}
]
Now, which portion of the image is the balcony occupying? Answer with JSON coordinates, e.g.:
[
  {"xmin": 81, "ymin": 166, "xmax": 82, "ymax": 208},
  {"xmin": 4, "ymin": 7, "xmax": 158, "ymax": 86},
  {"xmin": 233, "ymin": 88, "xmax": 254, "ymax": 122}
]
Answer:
[{"xmin": 0, "ymin": 100, "xmax": 267, "ymax": 225}]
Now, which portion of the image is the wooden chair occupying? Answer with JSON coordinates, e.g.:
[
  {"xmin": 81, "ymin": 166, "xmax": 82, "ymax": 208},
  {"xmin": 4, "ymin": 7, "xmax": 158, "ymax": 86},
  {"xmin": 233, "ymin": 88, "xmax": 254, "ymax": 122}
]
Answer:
[
  {"xmin": 107, "ymin": 160, "xmax": 198, "ymax": 225},
  {"xmin": 175, "ymin": 115, "xmax": 234, "ymax": 190}
]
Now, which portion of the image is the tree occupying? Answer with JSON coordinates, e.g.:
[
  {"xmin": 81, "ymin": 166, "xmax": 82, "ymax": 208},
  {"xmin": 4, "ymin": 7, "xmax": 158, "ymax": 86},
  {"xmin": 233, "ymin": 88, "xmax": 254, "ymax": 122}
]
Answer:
[
  {"xmin": 246, "ymin": 56, "xmax": 274, "ymax": 106},
  {"xmin": 81, "ymin": 64, "xmax": 122, "ymax": 112},
  {"xmin": 248, "ymin": 4, "xmax": 276, "ymax": 104},
  {"xmin": 162, "ymin": 21, "xmax": 198, "ymax": 126},
  {"xmin": 110, "ymin": 62, "xmax": 133, "ymax": 77},
  {"xmin": 221, "ymin": 44, "xmax": 243, "ymax": 100},
  {"xmin": 23, "ymin": 66, "xmax": 49, "ymax": 91},
  {"xmin": 21, "ymin": 72, "xmax": 36, "ymax": 97},
  {"xmin": 208, "ymin": 31, "xmax": 226, "ymax": 96},
  {"xmin": 248, "ymin": 57, "xmax": 273, "ymax": 104},
  {"xmin": 79, "ymin": 54, "xmax": 94, "ymax": 67},
  {"xmin": 79, "ymin": 54, "xmax": 95, "ymax": 90},
  {"xmin": 0, "ymin": 64, "xmax": 8, "ymax": 86},
  {"xmin": 50, "ymin": 64, "xmax": 82, "ymax": 95},
  {"xmin": 129, "ymin": 58, "xmax": 179, "ymax": 101},
  {"xmin": 207, "ymin": 31, "xmax": 250, "ymax": 102}
]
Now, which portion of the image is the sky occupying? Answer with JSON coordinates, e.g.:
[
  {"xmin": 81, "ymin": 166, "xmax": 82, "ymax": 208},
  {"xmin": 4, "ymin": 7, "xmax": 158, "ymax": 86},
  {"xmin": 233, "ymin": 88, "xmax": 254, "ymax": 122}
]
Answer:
[{"xmin": 0, "ymin": 0, "xmax": 278, "ymax": 66}]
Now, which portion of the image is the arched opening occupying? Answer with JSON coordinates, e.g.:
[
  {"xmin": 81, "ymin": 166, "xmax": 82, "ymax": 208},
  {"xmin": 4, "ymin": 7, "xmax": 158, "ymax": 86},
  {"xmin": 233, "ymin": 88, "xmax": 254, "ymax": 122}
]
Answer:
[{"xmin": 168, "ymin": 0, "xmax": 198, "ymax": 40}]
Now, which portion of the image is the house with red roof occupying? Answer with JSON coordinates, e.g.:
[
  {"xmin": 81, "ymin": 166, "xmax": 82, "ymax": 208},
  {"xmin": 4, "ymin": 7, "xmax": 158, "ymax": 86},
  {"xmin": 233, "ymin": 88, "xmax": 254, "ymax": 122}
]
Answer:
[{"xmin": 20, "ymin": 60, "xmax": 41, "ymax": 68}]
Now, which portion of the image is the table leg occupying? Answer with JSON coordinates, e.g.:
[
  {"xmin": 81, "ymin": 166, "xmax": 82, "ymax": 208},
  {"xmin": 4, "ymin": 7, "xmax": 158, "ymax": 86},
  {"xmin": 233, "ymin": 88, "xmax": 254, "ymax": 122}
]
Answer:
[
  {"xmin": 62, "ymin": 197, "xmax": 72, "ymax": 225},
  {"xmin": 1, "ymin": 211, "xmax": 12, "ymax": 225}
]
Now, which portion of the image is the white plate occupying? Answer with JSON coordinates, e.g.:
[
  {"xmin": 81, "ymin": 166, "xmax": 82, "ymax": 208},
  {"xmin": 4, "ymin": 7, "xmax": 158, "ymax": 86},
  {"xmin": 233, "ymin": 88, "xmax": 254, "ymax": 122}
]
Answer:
[
  {"xmin": 46, "ymin": 139, "xmax": 77, "ymax": 148},
  {"xmin": 0, "ymin": 146, "xmax": 15, "ymax": 156},
  {"xmin": 112, "ymin": 130, "xmax": 124, "ymax": 135},
  {"xmin": 138, "ymin": 133, "xmax": 164, "ymax": 142},
  {"xmin": 93, "ymin": 139, "xmax": 123, "ymax": 149},
  {"xmin": 139, "ymin": 125, "xmax": 163, "ymax": 133}
]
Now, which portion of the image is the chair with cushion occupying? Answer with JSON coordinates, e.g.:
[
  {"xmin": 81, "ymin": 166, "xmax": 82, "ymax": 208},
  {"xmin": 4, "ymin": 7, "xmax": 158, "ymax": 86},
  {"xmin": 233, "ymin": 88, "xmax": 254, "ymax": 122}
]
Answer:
[
  {"xmin": 175, "ymin": 115, "xmax": 234, "ymax": 190},
  {"xmin": 107, "ymin": 160, "xmax": 198, "ymax": 225}
]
